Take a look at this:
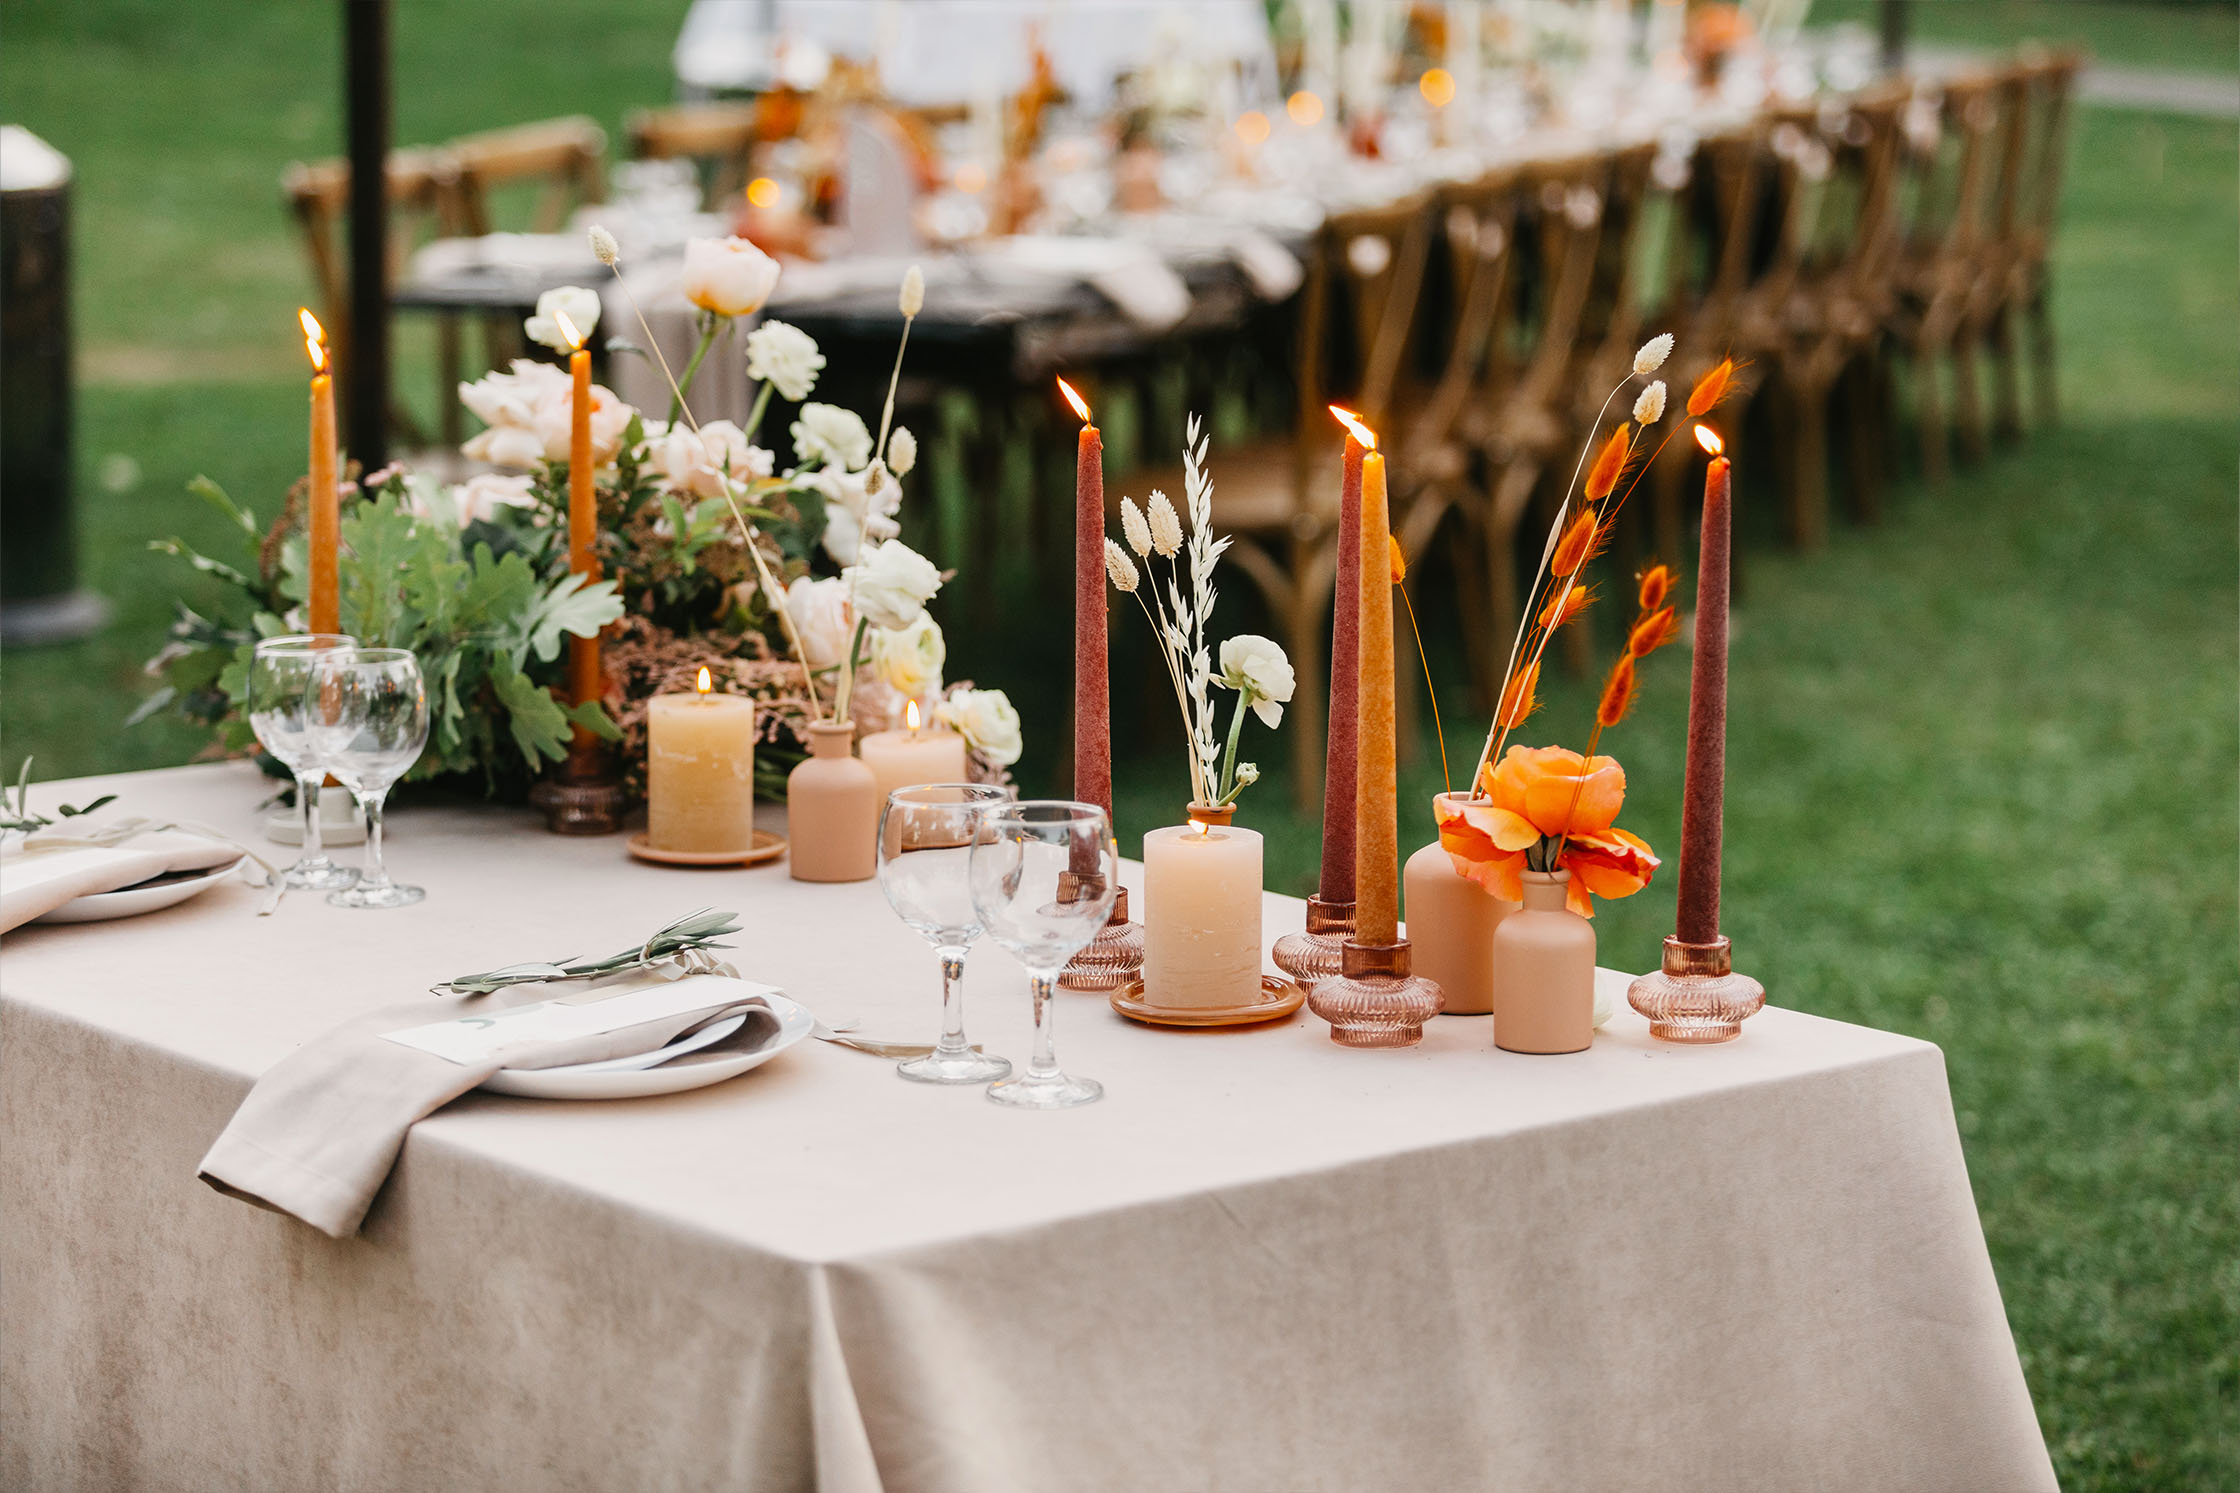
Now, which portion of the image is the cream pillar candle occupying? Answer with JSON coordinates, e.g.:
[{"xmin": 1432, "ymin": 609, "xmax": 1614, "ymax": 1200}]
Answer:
[
  {"xmin": 1142, "ymin": 815, "xmax": 1264, "ymax": 1009},
  {"xmin": 858, "ymin": 701, "xmax": 968, "ymax": 805},
  {"xmin": 647, "ymin": 670, "xmax": 756, "ymax": 853}
]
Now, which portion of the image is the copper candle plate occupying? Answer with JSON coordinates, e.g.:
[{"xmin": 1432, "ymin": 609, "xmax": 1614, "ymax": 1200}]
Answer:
[
  {"xmin": 626, "ymin": 830, "xmax": 788, "ymax": 868},
  {"xmin": 1109, "ymin": 976, "xmax": 1304, "ymax": 1029}
]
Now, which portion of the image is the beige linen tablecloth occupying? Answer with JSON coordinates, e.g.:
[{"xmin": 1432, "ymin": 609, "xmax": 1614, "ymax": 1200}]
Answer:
[{"xmin": 1, "ymin": 764, "xmax": 2054, "ymax": 1493}]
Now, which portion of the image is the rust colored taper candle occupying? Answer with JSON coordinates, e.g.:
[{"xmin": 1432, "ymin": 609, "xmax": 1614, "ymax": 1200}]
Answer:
[
  {"xmin": 300, "ymin": 309, "xmax": 340, "ymax": 636},
  {"xmin": 1628, "ymin": 422, "xmax": 1763, "ymax": 1041}
]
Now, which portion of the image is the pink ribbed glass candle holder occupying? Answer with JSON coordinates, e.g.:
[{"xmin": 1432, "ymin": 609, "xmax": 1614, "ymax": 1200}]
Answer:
[
  {"xmin": 1307, "ymin": 937, "xmax": 1444, "ymax": 1047},
  {"xmin": 1626, "ymin": 935, "xmax": 1765, "ymax": 1043},
  {"xmin": 1059, "ymin": 886, "xmax": 1145, "ymax": 993},
  {"xmin": 1271, "ymin": 895, "xmax": 1354, "ymax": 987}
]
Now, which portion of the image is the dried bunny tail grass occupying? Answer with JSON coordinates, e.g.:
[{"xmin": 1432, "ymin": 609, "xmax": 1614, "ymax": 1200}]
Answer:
[
  {"xmin": 1552, "ymin": 507, "xmax": 1600, "ymax": 578},
  {"xmin": 1637, "ymin": 562, "xmax": 1675, "ymax": 612},
  {"xmin": 1584, "ymin": 423, "xmax": 1633, "ymax": 501},
  {"xmin": 1120, "ymin": 496, "xmax": 1153, "ymax": 557},
  {"xmin": 1686, "ymin": 356, "xmax": 1742, "ymax": 418},
  {"xmin": 1633, "ymin": 380, "xmax": 1667, "ymax": 425},
  {"xmin": 1633, "ymin": 332, "xmax": 1673, "ymax": 374},
  {"xmin": 1104, "ymin": 537, "xmax": 1140, "ymax": 593},
  {"xmin": 1595, "ymin": 655, "xmax": 1639, "ymax": 729},
  {"xmin": 1536, "ymin": 581, "xmax": 1594, "ymax": 631},
  {"xmin": 1496, "ymin": 657, "xmax": 1541, "ymax": 729},
  {"xmin": 1627, "ymin": 604, "xmax": 1680, "ymax": 658},
  {"xmin": 1388, "ymin": 533, "xmax": 1407, "ymax": 584}
]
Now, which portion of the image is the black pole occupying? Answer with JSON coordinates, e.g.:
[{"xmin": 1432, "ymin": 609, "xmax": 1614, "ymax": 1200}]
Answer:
[
  {"xmin": 1879, "ymin": 0, "xmax": 1910, "ymax": 75},
  {"xmin": 344, "ymin": 0, "xmax": 391, "ymax": 471}
]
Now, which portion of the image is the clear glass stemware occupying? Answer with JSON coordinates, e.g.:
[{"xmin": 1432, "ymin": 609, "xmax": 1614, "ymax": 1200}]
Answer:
[
  {"xmin": 968, "ymin": 801, "xmax": 1117, "ymax": 1110},
  {"xmin": 245, "ymin": 633, "xmax": 359, "ymax": 892},
  {"xmin": 877, "ymin": 783, "xmax": 1016, "ymax": 1085},
  {"xmin": 305, "ymin": 647, "xmax": 430, "ymax": 910}
]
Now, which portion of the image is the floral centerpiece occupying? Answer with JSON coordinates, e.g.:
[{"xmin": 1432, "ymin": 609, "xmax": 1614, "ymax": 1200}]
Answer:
[{"xmin": 145, "ymin": 235, "xmax": 1021, "ymax": 799}]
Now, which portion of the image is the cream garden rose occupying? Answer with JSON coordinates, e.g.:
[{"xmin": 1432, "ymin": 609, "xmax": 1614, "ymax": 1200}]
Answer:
[
  {"xmin": 847, "ymin": 538, "xmax": 942, "ymax": 631},
  {"xmin": 935, "ymin": 687, "xmax": 1022, "ymax": 767},
  {"xmin": 458, "ymin": 360, "xmax": 632, "ymax": 469},
  {"xmin": 524, "ymin": 285, "xmax": 600, "ymax": 354},
  {"xmin": 783, "ymin": 575, "xmax": 854, "ymax": 672},
  {"xmin": 1218, "ymin": 634, "xmax": 1296, "ymax": 727},
  {"xmin": 867, "ymin": 613, "xmax": 945, "ymax": 702},
  {"xmin": 640, "ymin": 418, "xmax": 772, "ymax": 498},
  {"xmin": 809, "ymin": 462, "xmax": 902, "ymax": 565},
  {"xmin": 680, "ymin": 236, "xmax": 781, "ymax": 317}
]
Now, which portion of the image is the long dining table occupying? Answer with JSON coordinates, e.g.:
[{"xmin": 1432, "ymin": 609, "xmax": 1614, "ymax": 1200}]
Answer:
[{"xmin": 1, "ymin": 762, "xmax": 2055, "ymax": 1492}]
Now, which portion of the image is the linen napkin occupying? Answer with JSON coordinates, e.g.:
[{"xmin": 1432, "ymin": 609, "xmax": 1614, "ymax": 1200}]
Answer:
[
  {"xmin": 0, "ymin": 823, "xmax": 249, "ymax": 934},
  {"xmin": 197, "ymin": 970, "xmax": 781, "ymax": 1238}
]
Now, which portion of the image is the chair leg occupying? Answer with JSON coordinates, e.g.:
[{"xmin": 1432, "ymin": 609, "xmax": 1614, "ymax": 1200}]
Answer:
[
  {"xmin": 1989, "ymin": 298, "xmax": 2022, "ymax": 443},
  {"xmin": 1952, "ymin": 318, "xmax": 1987, "ymax": 466},
  {"xmin": 1844, "ymin": 352, "xmax": 1885, "ymax": 525},
  {"xmin": 2028, "ymin": 278, "xmax": 2058, "ymax": 428},
  {"xmin": 1789, "ymin": 377, "xmax": 1830, "ymax": 550},
  {"xmin": 1913, "ymin": 336, "xmax": 1951, "ymax": 487}
]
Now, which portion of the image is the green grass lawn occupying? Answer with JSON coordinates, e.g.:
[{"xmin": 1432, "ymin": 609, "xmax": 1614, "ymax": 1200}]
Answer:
[{"xmin": 3, "ymin": 2, "xmax": 2236, "ymax": 1486}]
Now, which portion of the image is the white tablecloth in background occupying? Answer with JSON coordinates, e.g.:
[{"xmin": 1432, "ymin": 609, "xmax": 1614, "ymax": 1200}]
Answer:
[{"xmin": 1, "ymin": 764, "xmax": 2054, "ymax": 1492}]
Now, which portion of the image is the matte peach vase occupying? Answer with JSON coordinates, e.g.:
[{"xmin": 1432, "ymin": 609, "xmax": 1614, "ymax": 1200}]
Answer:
[
  {"xmin": 1490, "ymin": 870, "xmax": 1594, "ymax": 1053},
  {"xmin": 1403, "ymin": 795, "xmax": 1517, "ymax": 1016},
  {"xmin": 786, "ymin": 722, "xmax": 877, "ymax": 883}
]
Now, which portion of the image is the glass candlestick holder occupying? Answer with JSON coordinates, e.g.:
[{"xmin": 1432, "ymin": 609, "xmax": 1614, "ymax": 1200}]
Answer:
[
  {"xmin": 1625, "ymin": 935, "xmax": 1765, "ymax": 1043},
  {"xmin": 528, "ymin": 747, "xmax": 628, "ymax": 836},
  {"xmin": 1307, "ymin": 937, "xmax": 1445, "ymax": 1048},
  {"xmin": 1058, "ymin": 885, "xmax": 1145, "ymax": 993},
  {"xmin": 1272, "ymin": 895, "xmax": 1354, "ymax": 987}
]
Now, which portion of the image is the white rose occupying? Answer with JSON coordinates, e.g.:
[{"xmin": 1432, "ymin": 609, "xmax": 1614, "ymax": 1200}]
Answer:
[
  {"xmin": 887, "ymin": 425, "xmax": 917, "ymax": 477},
  {"xmin": 790, "ymin": 402, "xmax": 873, "ymax": 470},
  {"xmin": 935, "ymin": 687, "xmax": 1023, "ymax": 768},
  {"xmin": 810, "ymin": 461, "xmax": 901, "ymax": 565},
  {"xmin": 783, "ymin": 575, "xmax": 854, "ymax": 672},
  {"xmin": 461, "ymin": 422, "xmax": 549, "ymax": 470},
  {"xmin": 680, "ymin": 235, "xmax": 781, "ymax": 317},
  {"xmin": 744, "ymin": 319, "xmax": 825, "ymax": 401},
  {"xmin": 524, "ymin": 285, "xmax": 601, "ymax": 354},
  {"xmin": 452, "ymin": 471, "xmax": 538, "ymax": 524},
  {"xmin": 528, "ymin": 379, "xmax": 634, "ymax": 465},
  {"xmin": 846, "ymin": 538, "xmax": 942, "ymax": 632},
  {"xmin": 460, "ymin": 359, "xmax": 633, "ymax": 470},
  {"xmin": 1218, "ymin": 634, "xmax": 1296, "ymax": 727},
  {"xmin": 698, "ymin": 420, "xmax": 773, "ymax": 483},
  {"xmin": 458, "ymin": 359, "xmax": 567, "ymax": 430},
  {"xmin": 867, "ymin": 613, "xmax": 945, "ymax": 702}
]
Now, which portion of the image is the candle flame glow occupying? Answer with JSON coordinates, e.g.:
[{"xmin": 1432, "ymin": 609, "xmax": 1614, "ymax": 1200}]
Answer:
[
  {"xmin": 299, "ymin": 308, "xmax": 326, "ymax": 372},
  {"xmin": 1191, "ymin": 818, "xmax": 1211, "ymax": 839},
  {"xmin": 1287, "ymin": 90, "xmax": 1325, "ymax": 126},
  {"xmin": 1695, "ymin": 424, "xmax": 1724, "ymax": 456},
  {"xmin": 552, "ymin": 308, "xmax": 586, "ymax": 352},
  {"xmin": 905, "ymin": 699, "xmax": 922, "ymax": 732},
  {"xmin": 695, "ymin": 666, "xmax": 713, "ymax": 696},
  {"xmin": 1057, "ymin": 377, "xmax": 1091, "ymax": 423},
  {"xmin": 746, "ymin": 176, "xmax": 780, "ymax": 209},
  {"xmin": 1419, "ymin": 68, "xmax": 1457, "ymax": 108},
  {"xmin": 1234, "ymin": 110, "xmax": 1271, "ymax": 146},
  {"xmin": 1329, "ymin": 405, "xmax": 1377, "ymax": 451}
]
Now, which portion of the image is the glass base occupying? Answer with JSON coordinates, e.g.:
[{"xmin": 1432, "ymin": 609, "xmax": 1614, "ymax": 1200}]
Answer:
[
  {"xmin": 1272, "ymin": 897, "xmax": 1355, "ymax": 986},
  {"xmin": 986, "ymin": 1070, "xmax": 1103, "ymax": 1109},
  {"xmin": 1059, "ymin": 889, "xmax": 1143, "ymax": 993},
  {"xmin": 328, "ymin": 881, "xmax": 426, "ymax": 910},
  {"xmin": 1307, "ymin": 939, "xmax": 1445, "ymax": 1048},
  {"xmin": 1626, "ymin": 936, "xmax": 1765, "ymax": 1045},
  {"xmin": 897, "ymin": 1049, "xmax": 1013, "ymax": 1084},
  {"xmin": 284, "ymin": 856, "xmax": 359, "ymax": 891}
]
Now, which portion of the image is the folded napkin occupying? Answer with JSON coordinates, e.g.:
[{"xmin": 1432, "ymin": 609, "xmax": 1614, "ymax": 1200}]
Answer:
[
  {"xmin": 198, "ymin": 970, "xmax": 780, "ymax": 1238},
  {"xmin": 1, "ymin": 822, "xmax": 249, "ymax": 934},
  {"xmin": 979, "ymin": 235, "xmax": 1192, "ymax": 332}
]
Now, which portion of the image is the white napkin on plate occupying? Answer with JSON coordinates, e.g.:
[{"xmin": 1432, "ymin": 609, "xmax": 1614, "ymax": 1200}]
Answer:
[{"xmin": 0, "ymin": 823, "xmax": 246, "ymax": 935}]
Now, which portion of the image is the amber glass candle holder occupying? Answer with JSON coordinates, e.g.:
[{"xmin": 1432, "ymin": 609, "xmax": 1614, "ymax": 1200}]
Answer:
[
  {"xmin": 1058, "ymin": 885, "xmax": 1145, "ymax": 993},
  {"xmin": 1271, "ymin": 895, "xmax": 1355, "ymax": 987},
  {"xmin": 1307, "ymin": 937, "xmax": 1445, "ymax": 1048},
  {"xmin": 1625, "ymin": 935, "xmax": 1765, "ymax": 1043},
  {"xmin": 528, "ymin": 747, "xmax": 628, "ymax": 835}
]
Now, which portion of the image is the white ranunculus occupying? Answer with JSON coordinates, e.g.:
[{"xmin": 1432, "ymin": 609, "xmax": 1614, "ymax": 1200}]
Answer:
[
  {"xmin": 459, "ymin": 358, "xmax": 567, "ymax": 429},
  {"xmin": 784, "ymin": 575, "xmax": 854, "ymax": 672},
  {"xmin": 527, "ymin": 380, "xmax": 634, "ymax": 465},
  {"xmin": 459, "ymin": 359, "xmax": 634, "ymax": 469},
  {"xmin": 846, "ymin": 539, "xmax": 942, "ymax": 632},
  {"xmin": 524, "ymin": 285, "xmax": 601, "ymax": 354},
  {"xmin": 886, "ymin": 425, "xmax": 917, "ymax": 477},
  {"xmin": 643, "ymin": 418, "xmax": 772, "ymax": 498},
  {"xmin": 809, "ymin": 461, "xmax": 902, "ymax": 566},
  {"xmin": 452, "ymin": 471, "xmax": 538, "ymax": 524},
  {"xmin": 1218, "ymin": 634, "xmax": 1296, "ymax": 727},
  {"xmin": 744, "ymin": 319, "xmax": 825, "ymax": 401},
  {"xmin": 680, "ymin": 235, "xmax": 781, "ymax": 317},
  {"xmin": 790, "ymin": 402, "xmax": 873, "ymax": 471},
  {"xmin": 935, "ymin": 687, "xmax": 1023, "ymax": 768},
  {"xmin": 698, "ymin": 419, "xmax": 774, "ymax": 483},
  {"xmin": 868, "ymin": 613, "xmax": 945, "ymax": 702}
]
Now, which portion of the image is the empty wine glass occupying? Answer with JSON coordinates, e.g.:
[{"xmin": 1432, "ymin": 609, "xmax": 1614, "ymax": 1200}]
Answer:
[
  {"xmin": 245, "ymin": 633, "xmax": 359, "ymax": 891},
  {"xmin": 968, "ymin": 801, "xmax": 1116, "ymax": 1110},
  {"xmin": 878, "ymin": 784, "xmax": 1016, "ymax": 1085},
  {"xmin": 305, "ymin": 647, "xmax": 429, "ymax": 909}
]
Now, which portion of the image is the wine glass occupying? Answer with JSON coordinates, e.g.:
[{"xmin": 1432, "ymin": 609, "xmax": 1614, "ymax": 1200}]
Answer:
[
  {"xmin": 245, "ymin": 634, "xmax": 359, "ymax": 891},
  {"xmin": 968, "ymin": 801, "xmax": 1116, "ymax": 1110},
  {"xmin": 878, "ymin": 784, "xmax": 1016, "ymax": 1085},
  {"xmin": 305, "ymin": 647, "xmax": 430, "ymax": 909}
]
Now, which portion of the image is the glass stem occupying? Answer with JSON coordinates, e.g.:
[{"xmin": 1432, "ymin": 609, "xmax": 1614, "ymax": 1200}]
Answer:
[
  {"xmin": 298, "ymin": 772, "xmax": 326, "ymax": 862},
  {"xmin": 1028, "ymin": 972, "xmax": 1061, "ymax": 1079},
  {"xmin": 359, "ymin": 790, "xmax": 390, "ymax": 890},
  {"xmin": 933, "ymin": 947, "xmax": 971, "ymax": 1057}
]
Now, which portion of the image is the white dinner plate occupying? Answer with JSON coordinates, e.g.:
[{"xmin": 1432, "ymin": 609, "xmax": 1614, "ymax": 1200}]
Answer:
[
  {"xmin": 478, "ymin": 992, "xmax": 813, "ymax": 1100},
  {"xmin": 34, "ymin": 858, "xmax": 245, "ymax": 924}
]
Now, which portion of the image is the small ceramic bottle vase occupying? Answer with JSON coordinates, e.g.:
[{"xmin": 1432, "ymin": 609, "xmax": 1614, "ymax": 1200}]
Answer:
[
  {"xmin": 786, "ymin": 721, "xmax": 878, "ymax": 883},
  {"xmin": 1489, "ymin": 869, "xmax": 1595, "ymax": 1053},
  {"xmin": 1403, "ymin": 798, "xmax": 1518, "ymax": 1016}
]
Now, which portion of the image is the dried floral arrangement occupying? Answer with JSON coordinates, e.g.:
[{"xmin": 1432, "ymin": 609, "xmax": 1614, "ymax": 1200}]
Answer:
[{"xmin": 144, "ymin": 233, "xmax": 1021, "ymax": 798}]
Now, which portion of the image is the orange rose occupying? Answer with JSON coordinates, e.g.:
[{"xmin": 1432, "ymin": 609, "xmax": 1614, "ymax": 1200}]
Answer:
[{"xmin": 1435, "ymin": 745, "xmax": 1659, "ymax": 916}]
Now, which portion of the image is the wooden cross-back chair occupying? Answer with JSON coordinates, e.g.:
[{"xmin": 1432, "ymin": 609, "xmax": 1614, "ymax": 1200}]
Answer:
[
  {"xmin": 281, "ymin": 148, "xmax": 456, "ymax": 450},
  {"xmin": 439, "ymin": 115, "xmax": 608, "ymax": 237},
  {"xmin": 625, "ymin": 101, "xmax": 762, "ymax": 208},
  {"xmin": 1986, "ymin": 50, "xmax": 2080, "ymax": 439}
]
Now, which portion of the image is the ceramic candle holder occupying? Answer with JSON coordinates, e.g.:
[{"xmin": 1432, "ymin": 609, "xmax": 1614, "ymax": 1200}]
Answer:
[
  {"xmin": 1307, "ymin": 937, "xmax": 1445, "ymax": 1048},
  {"xmin": 1271, "ymin": 895, "xmax": 1355, "ymax": 987},
  {"xmin": 1625, "ymin": 935, "xmax": 1765, "ymax": 1043}
]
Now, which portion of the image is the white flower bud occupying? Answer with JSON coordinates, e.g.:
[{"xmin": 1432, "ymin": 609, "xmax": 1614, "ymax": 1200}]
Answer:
[{"xmin": 899, "ymin": 264, "xmax": 925, "ymax": 317}]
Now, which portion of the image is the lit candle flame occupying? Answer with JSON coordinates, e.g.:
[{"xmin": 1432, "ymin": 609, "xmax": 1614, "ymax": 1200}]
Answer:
[
  {"xmin": 695, "ymin": 666, "xmax": 713, "ymax": 696},
  {"xmin": 299, "ymin": 307, "xmax": 326, "ymax": 372},
  {"xmin": 905, "ymin": 698, "xmax": 922, "ymax": 734},
  {"xmin": 552, "ymin": 308, "xmax": 586, "ymax": 353},
  {"xmin": 1057, "ymin": 377, "xmax": 1091, "ymax": 424},
  {"xmin": 1329, "ymin": 405, "xmax": 1377, "ymax": 451},
  {"xmin": 1695, "ymin": 424, "xmax": 1725, "ymax": 457},
  {"xmin": 1191, "ymin": 817, "xmax": 1212, "ymax": 839}
]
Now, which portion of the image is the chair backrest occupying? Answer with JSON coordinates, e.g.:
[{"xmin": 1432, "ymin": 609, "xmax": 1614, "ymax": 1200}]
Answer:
[
  {"xmin": 626, "ymin": 102, "xmax": 761, "ymax": 207},
  {"xmin": 1900, "ymin": 71, "xmax": 2006, "ymax": 263},
  {"xmin": 1415, "ymin": 166, "xmax": 1526, "ymax": 450},
  {"xmin": 280, "ymin": 148, "xmax": 453, "ymax": 349},
  {"xmin": 1654, "ymin": 120, "xmax": 1769, "ymax": 334},
  {"xmin": 1508, "ymin": 153, "xmax": 1611, "ymax": 410},
  {"xmin": 2011, "ymin": 50, "xmax": 2082, "ymax": 251},
  {"xmin": 443, "ymin": 115, "xmax": 607, "ymax": 237},
  {"xmin": 1298, "ymin": 192, "xmax": 1435, "ymax": 429}
]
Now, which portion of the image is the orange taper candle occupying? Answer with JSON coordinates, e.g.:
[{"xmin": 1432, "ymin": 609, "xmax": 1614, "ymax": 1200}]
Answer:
[
  {"xmin": 1354, "ymin": 441, "xmax": 1399, "ymax": 945},
  {"xmin": 559, "ymin": 312, "xmax": 601, "ymax": 736},
  {"xmin": 301, "ymin": 309, "xmax": 339, "ymax": 635}
]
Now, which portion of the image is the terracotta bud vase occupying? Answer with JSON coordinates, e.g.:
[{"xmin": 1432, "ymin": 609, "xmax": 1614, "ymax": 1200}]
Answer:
[
  {"xmin": 786, "ymin": 721, "xmax": 877, "ymax": 883},
  {"xmin": 1403, "ymin": 794, "xmax": 1518, "ymax": 1016},
  {"xmin": 1490, "ymin": 869, "xmax": 1594, "ymax": 1054}
]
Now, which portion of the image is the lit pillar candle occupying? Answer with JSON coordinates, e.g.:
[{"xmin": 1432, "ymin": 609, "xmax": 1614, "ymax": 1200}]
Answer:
[
  {"xmin": 859, "ymin": 699, "xmax": 969, "ymax": 805},
  {"xmin": 558, "ymin": 310, "xmax": 601, "ymax": 743},
  {"xmin": 1322, "ymin": 409, "xmax": 1369, "ymax": 904},
  {"xmin": 1143, "ymin": 817, "xmax": 1265, "ymax": 1008},
  {"xmin": 1676, "ymin": 425, "xmax": 1733, "ymax": 945},
  {"xmin": 1354, "ymin": 437, "xmax": 1400, "ymax": 946},
  {"xmin": 647, "ymin": 667, "xmax": 757, "ymax": 853},
  {"xmin": 300, "ymin": 309, "xmax": 340, "ymax": 635},
  {"xmin": 1058, "ymin": 378, "xmax": 1111, "ymax": 820}
]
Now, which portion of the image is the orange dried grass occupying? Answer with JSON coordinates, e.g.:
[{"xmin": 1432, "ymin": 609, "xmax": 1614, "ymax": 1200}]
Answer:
[
  {"xmin": 1496, "ymin": 658, "xmax": 1540, "ymax": 729},
  {"xmin": 1584, "ymin": 423, "xmax": 1633, "ymax": 501},
  {"xmin": 1552, "ymin": 508, "xmax": 1599, "ymax": 578},
  {"xmin": 1627, "ymin": 604, "xmax": 1680, "ymax": 658},
  {"xmin": 1636, "ymin": 563, "xmax": 1674, "ymax": 612},
  {"xmin": 1686, "ymin": 357, "xmax": 1740, "ymax": 418},
  {"xmin": 1537, "ymin": 582, "xmax": 1594, "ymax": 631},
  {"xmin": 1595, "ymin": 655, "xmax": 1638, "ymax": 729}
]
